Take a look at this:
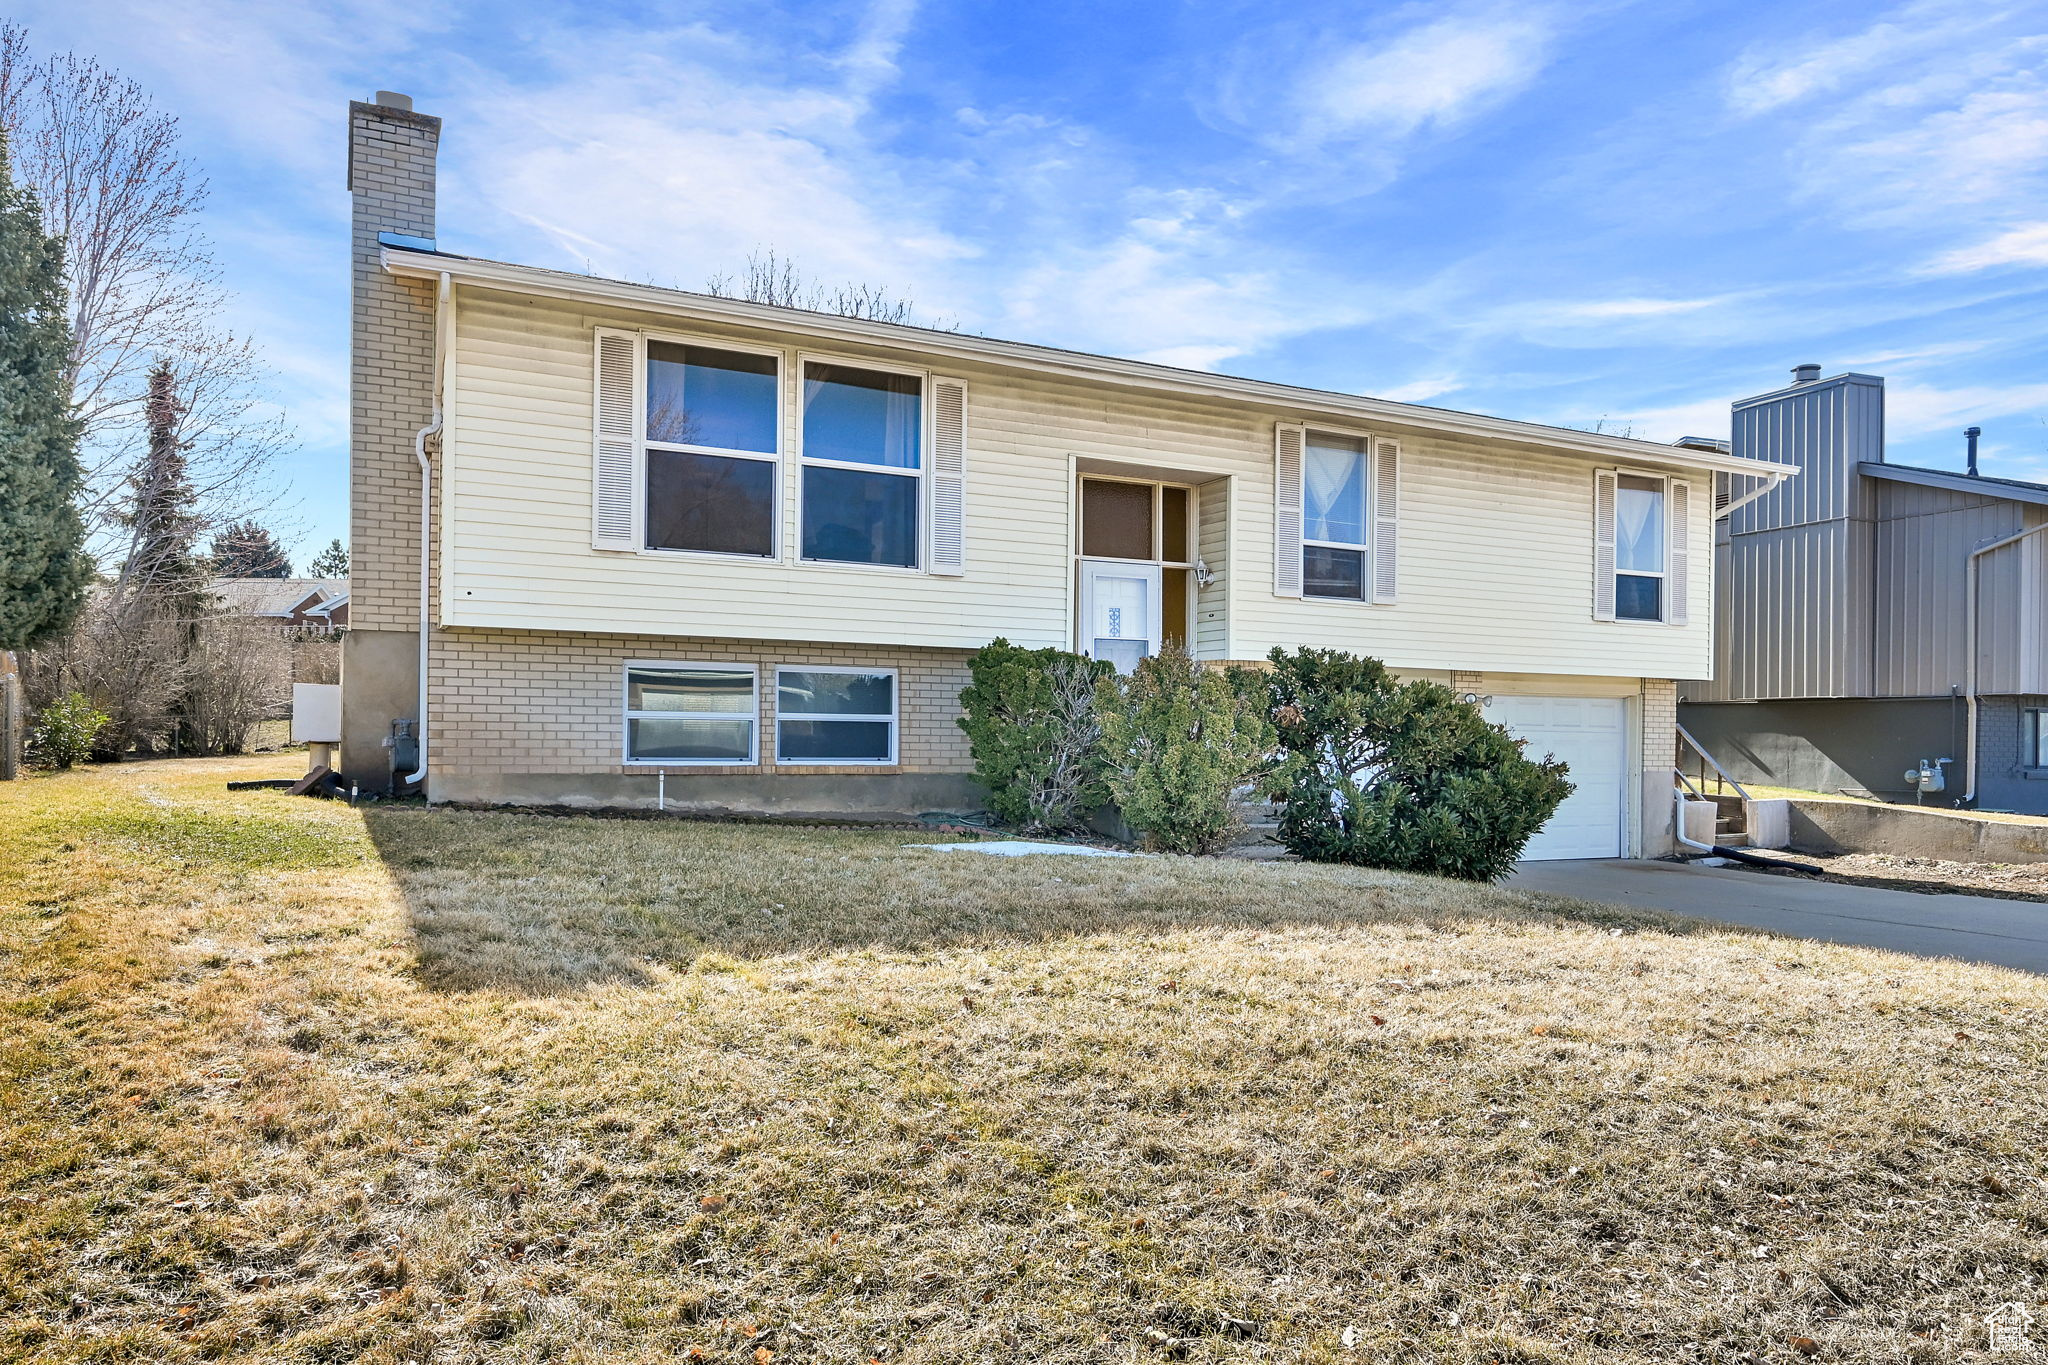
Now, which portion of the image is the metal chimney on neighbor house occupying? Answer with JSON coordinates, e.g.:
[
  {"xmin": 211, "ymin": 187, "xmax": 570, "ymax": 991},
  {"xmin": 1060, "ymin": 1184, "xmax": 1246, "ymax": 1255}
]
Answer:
[
  {"xmin": 1965, "ymin": 425, "xmax": 1981, "ymax": 477},
  {"xmin": 1791, "ymin": 363, "xmax": 1822, "ymax": 384}
]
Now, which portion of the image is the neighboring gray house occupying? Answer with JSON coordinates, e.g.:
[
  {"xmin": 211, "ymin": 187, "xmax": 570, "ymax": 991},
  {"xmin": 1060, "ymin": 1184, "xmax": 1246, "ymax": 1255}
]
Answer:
[{"xmin": 1681, "ymin": 366, "xmax": 2048, "ymax": 811}]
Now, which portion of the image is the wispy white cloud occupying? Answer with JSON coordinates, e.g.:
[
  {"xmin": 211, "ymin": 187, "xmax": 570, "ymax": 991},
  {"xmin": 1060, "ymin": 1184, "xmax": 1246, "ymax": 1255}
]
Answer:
[
  {"xmin": 1295, "ymin": 9, "xmax": 1556, "ymax": 142},
  {"xmin": 1925, "ymin": 222, "xmax": 2048, "ymax": 274}
]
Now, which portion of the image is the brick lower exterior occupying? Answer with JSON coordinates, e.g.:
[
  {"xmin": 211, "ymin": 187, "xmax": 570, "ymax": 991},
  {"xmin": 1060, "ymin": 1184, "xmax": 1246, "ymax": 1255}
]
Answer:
[{"xmin": 426, "ymin": 629, "xmax": 974, "ymax": 803}]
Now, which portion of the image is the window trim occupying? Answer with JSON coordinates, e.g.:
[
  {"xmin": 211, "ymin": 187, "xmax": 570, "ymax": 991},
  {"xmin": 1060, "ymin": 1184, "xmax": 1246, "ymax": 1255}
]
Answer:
[
  {"xmin": 1299, "ymin": 425, "xmax": 1376, "ymax": 603},
  {"xmin": 638, "ymin": 330, "xmax": 786, "ymax": 562},
  {"xmin": 1074, "ymin": 474, "xmax": 1198, "ymax": 568},
  {"xmin": 795, "ymin": 350, "xmax": 929, "ymax": 574},
  {"xmin": 1610, "ymin": 470, "xmax": 1672, "ymax": 625},
  {"xmin": 773, "ymin": 665, "xmax": 900, "ymax": 766},
  {"xmin": 620, "ymin": 660, "xmax": 760, "ymax": 767},
  {"xmin": 2025, "ymin": 707, "xmax": 2048, "ymax": 770}
]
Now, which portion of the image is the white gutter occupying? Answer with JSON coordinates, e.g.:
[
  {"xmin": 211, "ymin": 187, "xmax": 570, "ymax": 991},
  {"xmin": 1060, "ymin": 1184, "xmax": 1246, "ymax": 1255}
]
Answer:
[
  {"xmin": 1964, "ymin": 521, "xmax": 2048, "ymax": 803},
  {"xmin": 1717, "ymin": 470, "xmax": 1790, "ymax": 520},
  {"xmin": 402, "ymin": 270, "xmax": 453, "ymax": 791},
  {"xmin": 382, "ymin": 248, "xmax": 1791, "ymax": 482}
]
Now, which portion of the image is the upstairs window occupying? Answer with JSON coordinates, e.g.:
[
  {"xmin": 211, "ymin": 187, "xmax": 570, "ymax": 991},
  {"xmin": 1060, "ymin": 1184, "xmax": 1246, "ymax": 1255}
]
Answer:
[
  {"xmin": 801, "ymin": 361, "xmax": 922, "ymax": 568},
  {"xmin": 1302, "ymin": 432, "xmax": 1369, "ymax": 600},
  {"xmin": 644, "ymin": 341, "xmax": 780, "ymax": 558},
  {"xmin": 1614, "ymin": 474, "xmax": 1667, "ymax": 621}
]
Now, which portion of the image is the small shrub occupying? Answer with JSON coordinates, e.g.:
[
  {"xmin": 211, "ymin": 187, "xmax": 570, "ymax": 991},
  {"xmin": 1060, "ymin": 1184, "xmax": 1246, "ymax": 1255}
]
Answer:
[
  {"xmin": 1259, "ymin": 647, "xmax": 1572, "ymax": 881},
  {"xmin": 29, "ymin": 692, "xmax": 109, "ymax": 770},
  {"xmin": 957, "ymin": 639, "xmax": 1114, "ymax": 831},
  {"xmin": 1096, "ymin": 645, "xmax": 1275, "ymax": 854}
]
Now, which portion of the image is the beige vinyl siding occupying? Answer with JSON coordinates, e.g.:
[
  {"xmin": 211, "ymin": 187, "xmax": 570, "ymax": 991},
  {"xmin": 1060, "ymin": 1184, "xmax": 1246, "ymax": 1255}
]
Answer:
[
  {"xmin": 1227, "ymin": 438, "xmax": 1713, "ymax": 679},
  {"xmin": 1195, "ymin": 476, "xmax": 1231, "ymax": 657},
  {"xmin": 443, "ymin": 287, "xmax": 1714, "ymax": 680}
]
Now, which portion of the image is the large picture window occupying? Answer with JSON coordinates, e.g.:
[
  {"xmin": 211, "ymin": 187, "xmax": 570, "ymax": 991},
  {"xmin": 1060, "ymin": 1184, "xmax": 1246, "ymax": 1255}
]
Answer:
[
  {"xmin": 623, "ymin": 663, "xmax": 758, "ymax": 764},
  {"xmin": 1614, "ymin": 474, "xmax": 1667, "ymax": 622},
  {"xmin": 644, "ymin": 341, "xmax": 779, "ymax": 558},
  {"xmin": 776, "ymin": 668, "xmax": 898, "ymax": 764},
  {"xmin": 801, "ymin": 361, "xmax": 922, "ymax": 568},
  {"xmin": 1303, "ymin": 431, "xmax": 1369, "ymax": 600}
]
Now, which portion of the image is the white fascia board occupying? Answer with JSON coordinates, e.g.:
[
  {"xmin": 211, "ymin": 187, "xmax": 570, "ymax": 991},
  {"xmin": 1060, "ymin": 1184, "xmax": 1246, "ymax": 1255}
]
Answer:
[{"xmin": 386, "ymin": 248, "xmax": 1793, "ymax": 480}]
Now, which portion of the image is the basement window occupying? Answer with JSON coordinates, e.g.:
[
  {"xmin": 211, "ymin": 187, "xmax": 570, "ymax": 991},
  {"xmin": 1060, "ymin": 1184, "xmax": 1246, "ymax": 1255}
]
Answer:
[
  {"xmin": 623, "ymin": 663, "xmax": 758, "ymax": 764},
  {"xmin": 2026, "ymin": 708, "xmax": 2048, "ymax": 769},
  {"xmin": 776, "ymin": 668, "xmax": 898, "ymax": 764}
]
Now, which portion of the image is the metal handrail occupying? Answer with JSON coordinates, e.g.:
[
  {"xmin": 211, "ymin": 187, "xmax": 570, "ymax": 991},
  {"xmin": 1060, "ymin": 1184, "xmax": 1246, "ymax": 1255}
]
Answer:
[
  {"xmin": 1675, "ymin": 723, "xmax": 1751, "ymax": 802},
  {"xmin": 1672, "ymin": 766, "xmax": 1705, "ymax": 801}
]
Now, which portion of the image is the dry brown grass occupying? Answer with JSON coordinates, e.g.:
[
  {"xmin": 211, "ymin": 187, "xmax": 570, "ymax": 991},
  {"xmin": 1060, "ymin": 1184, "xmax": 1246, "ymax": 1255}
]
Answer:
[{"xmin": 4, "ymin": 756, "xmax": 2046, "ymax": 1364}]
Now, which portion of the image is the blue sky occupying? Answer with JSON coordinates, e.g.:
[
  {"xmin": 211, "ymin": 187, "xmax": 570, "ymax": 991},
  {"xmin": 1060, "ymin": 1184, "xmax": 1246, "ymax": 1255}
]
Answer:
[{"xmin": 18, "ymin": 0, "xmax": 2048, "ymax": 565}]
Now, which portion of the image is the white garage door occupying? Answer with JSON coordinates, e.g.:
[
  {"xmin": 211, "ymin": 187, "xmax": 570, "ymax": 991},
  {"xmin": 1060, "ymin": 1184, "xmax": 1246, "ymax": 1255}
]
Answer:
[{"xmin": 1484, "ymin": 696, "xmax": 1627, "ymax": 861}]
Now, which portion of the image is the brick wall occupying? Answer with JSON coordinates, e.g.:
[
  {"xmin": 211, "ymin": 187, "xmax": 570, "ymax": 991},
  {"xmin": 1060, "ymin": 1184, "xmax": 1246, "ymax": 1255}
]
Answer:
[
  {"xmin": 347, "ymin": 100, "xmax": 440, "ymax": 633},
  {"xmin": 428, "ymin": 630, "xmax": 975, "ymax": 779}
]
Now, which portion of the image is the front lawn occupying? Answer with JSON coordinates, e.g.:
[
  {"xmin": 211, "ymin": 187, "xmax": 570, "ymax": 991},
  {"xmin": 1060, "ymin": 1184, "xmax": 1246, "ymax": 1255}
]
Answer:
[{"xmin": 3, "ymin": 756, "xmax": 2044, "ymax": 1363}]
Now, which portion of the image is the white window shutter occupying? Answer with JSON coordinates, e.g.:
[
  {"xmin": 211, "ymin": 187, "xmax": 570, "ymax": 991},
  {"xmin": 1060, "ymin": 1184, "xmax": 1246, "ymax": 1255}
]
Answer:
[
  {"xmin": 1371, "ymin": 437, "xmax": 1399, "ymax": 604},
  {"xmin": 1592, "ymin": 469, "xmax": 1618, "ymax": 621},
  {"xmin": 928, "ymin": 376, "xmax": 967, "ymax": 576},
  {"xmin": 591, "ymin": 328, "xmax": 639, "ymax": 552},
  {"xmin": 1666, "ymin": 475, "xmax": 1690, "ymax": 626},
  {"xmin": 1273, "ymin": 423, "xmax": 1305, "ymax": 597}
]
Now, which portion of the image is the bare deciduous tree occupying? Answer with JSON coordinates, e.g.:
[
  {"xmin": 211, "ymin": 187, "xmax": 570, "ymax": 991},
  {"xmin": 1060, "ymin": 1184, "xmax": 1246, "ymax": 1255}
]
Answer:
[
  {"xmin": 705, "ymin": 247, "xmax": 947, "ymax": 327},
  {"xmin": 0, "ymin": 25, "xmax": 294, "ymax": 550}
]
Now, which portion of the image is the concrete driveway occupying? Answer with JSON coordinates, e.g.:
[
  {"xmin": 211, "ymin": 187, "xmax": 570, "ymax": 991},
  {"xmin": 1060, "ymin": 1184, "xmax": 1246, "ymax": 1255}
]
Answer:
[{"xmin": 1507, "ymin": 858, "xmax": 2048, "ymax": 974}]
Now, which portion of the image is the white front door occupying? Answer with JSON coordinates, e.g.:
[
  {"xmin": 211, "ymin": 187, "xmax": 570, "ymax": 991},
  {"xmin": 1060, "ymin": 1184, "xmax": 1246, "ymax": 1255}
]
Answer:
[
  {"xmin": 1079, "ymin": 560, "xmax": 1163, "ymax": 673},
  {"xmin": 1483, "ymin": 695, "xmax": 1629, "ymax": 860}
]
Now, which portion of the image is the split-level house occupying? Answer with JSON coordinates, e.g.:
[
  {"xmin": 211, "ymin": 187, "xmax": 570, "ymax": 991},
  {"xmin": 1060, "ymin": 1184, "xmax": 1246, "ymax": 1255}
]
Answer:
[
  {"xmin": 340, "ymin": 93, "xmax": 1791, "ymax": 859},
  {"xmin": 1681, "ymin": 366, "xmax": 2048, "ymax": 812}
]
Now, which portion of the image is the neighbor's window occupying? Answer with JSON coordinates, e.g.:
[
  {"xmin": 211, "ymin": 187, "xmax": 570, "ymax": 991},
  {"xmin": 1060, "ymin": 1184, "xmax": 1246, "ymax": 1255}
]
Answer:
[
  {"xmin": 1303, "ymin": 431, "xmax": 1369, "ymax": 600},
  {"xmin": 776, "ymin": 668, "xmax": 898, "ymax": 764},
  {"xmin": 624, "ymin": 664, "xmax": 758, "ymax": 764},
  {"xmin": 801, "ymin": 362, "xmax": 922, "ymax": 567},
  {"xmin": 1614, "ymin": 474, "xmax": 1667, "ymax": 622},
  {"xmin": 644, "ymin": 341, "xmax": 779, "ymax": 557},
  {"xmin": 2027, "ymin": 708, "xmax": 2048, "ymax": 768}
]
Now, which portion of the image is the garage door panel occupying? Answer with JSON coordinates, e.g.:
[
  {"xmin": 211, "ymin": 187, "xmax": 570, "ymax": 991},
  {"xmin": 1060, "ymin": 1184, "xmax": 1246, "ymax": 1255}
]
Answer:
[{"xmin": 1484, "ymin": 696, "xmax": 1626, "ymax": 861}]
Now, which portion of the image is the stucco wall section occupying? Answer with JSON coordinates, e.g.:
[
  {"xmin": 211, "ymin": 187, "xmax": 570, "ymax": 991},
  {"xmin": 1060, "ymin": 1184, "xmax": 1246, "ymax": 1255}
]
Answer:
[{"xmin": 427, "ymin": 630, "xmax": 974, "ymax": 782}]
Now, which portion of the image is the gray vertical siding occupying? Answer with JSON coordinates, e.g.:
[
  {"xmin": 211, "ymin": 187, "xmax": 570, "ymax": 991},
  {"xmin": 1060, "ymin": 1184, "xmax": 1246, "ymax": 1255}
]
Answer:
[
  {"xmin": 1873, "ymin": 481, "xmax": 2040, "ymax": 697},
  {"xmin": 1719, "ymin": 374, "xmax": 1884, "ymax": 700},
  {"xmin": 1974, "ymin": 514, "xmax": 2048, "ymax": 695}
]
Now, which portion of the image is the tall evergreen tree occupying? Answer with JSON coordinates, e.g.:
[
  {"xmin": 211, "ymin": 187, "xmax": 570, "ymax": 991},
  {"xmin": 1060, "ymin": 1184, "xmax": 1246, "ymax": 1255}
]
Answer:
[
  {"xmin": 305, "ymin": 537, "xmax": 348, "ymax": 578},
  {"xmin": 208, "ymin": 518, "xmax": 291, "ymax": 578},
  {"xmin": 114, "ymin": 359, "xmax": 205, "ymax": 604},
  {"xmin": 0, "ymin": 130, "xmax": 87, "ymax": 652}
]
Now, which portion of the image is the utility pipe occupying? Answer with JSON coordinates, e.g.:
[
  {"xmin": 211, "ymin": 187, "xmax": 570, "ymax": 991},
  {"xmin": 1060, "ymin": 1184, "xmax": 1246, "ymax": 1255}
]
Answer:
[
  {"xmin": 402, "ymin": 271, "xmax": 453, "ymax": 791},
  {"xmin": 1965, "ymin": 520, "xmax": 2048, "ymax": 803}
]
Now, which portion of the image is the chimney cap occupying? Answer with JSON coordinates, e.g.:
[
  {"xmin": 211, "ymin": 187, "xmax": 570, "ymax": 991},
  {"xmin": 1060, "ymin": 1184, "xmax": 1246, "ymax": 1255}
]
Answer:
[
  {"xmin": 373, "ymin": 90, "xmax": 414, "ymax": 112},
  {"xmin": 1791, "ymin": 363, "xmax": 1822, "ymax": 384}
]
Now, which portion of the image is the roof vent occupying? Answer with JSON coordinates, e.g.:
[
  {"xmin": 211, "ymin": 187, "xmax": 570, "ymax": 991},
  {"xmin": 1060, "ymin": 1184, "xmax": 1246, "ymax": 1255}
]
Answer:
[
  {"xmin": 1791, "ymin": 363, "xmax": 1822, "ymax": 385},
  {"xmin": 1965, "ymin": 425, "xmax": 1981, "ymax": 477},
  {"xmin": 1674, "ymin": 436, "xmax": 1730, "ymax": 453},
  {"xmin": 373, "ymin": 90, "xmax": 414, "ymax": 112}
]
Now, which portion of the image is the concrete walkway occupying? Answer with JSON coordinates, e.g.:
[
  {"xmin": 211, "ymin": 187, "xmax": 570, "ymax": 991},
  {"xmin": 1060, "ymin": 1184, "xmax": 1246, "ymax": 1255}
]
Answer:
[{"xmin": 1506, "ymin": 858, "xmax": 2048, "ymax": 974}]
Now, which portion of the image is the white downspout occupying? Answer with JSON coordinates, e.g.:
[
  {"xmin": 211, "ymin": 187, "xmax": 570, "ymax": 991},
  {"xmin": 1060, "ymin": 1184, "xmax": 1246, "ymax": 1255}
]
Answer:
[
  {"xmin": 1965, "ymin": 521, "xmax": 2048, "ymax": 804},
  {"xmin": 403, "ymin": 270, "xmax": 452, "ymax": 791},
  {"xmin": 1717, "ymin": 470, "xmax": 1790, "ymax": 521}
]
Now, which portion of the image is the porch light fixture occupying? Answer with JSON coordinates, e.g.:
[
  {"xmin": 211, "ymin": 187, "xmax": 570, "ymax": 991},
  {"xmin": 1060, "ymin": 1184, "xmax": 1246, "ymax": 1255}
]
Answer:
[{"xmin": 1194, "ymin": 558, "xmax": 1215, "ymax": 588}]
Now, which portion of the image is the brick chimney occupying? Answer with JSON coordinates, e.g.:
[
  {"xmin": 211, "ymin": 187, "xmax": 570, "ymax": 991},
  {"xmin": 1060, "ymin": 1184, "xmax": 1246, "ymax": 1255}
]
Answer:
[{"xmin": 341, "ymin": 93, "xmax": 441, "ymax": 787}]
